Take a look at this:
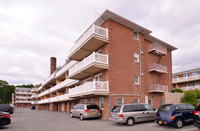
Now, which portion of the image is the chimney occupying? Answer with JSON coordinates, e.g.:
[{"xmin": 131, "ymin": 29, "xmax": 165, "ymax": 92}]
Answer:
[{"xmin": 50, "ymin": 57, "xmax": 56, "ymax": 75}]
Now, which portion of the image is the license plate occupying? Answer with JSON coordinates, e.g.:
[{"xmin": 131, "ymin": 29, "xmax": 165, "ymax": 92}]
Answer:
[
  {"xmin": 159, "ymin": 121, "xmax": 163, "ymax": 124},
  {"xmin": 92, "ymin": 111, "xmax": 96, "ymax": 113}
]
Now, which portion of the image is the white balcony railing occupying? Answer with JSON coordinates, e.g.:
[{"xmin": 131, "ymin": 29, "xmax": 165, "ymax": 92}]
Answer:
[
  {"xmin": 173, "ymin": 75, "xmax": 200, "ymax": 83},
  {"xmin": 50, "ymin": 94, "xmax": 70, "ymax": 103},
  {"xmin": 38, "ymin": 85, "xmax": 43, "ymax": 91},
  {"xmin": 15, "ymin": 100, "xmax": 32, "ymax": 103},
  {"xmin": 149, "ymin": 84, "xmax": 168, "ymax": 92},
  {"xmin": 16, "ymin": 96, "xmax": 32, "ymax": 99},
  {"xmin": 15, "ymin": 91, "xmax": 33, "ymax": 95},
  {"xmin": 69, "ymin": 52, "xmax": 109, "ymax": 77},
  {"xmin": 69, "ymin": 81, "xmax": 109, "ymax": 96},
  {"xmin": 31, "ymin": 101, "xmax": 38, "ymax": 104},
  {"xmin": 181, "ymin": 86, "xmax": 200, "ymax": 91},
  {"xmin": 69, "ymin": 25, "xmax": 108, "ymax": 56},
  {"xmin": 50, "ymin": 79, "xmax": 79, "ymax": 93},
  {"xmin": 148, "ymin": 43, "xmax": 167, "ymax": 55},
  {"xmin": 148, "ymin": 63, "xmax": 167, "ymax": 74},
  {"xmin": 31, "ymin": 88, "xmax": 38, "ymax": 92},
  {"xmin": 38, "ymin": 89, "xmax": 50, "ymax": 97},
  {"xmin": 38, "ymin": 99, "xmax": 50, "ymax": 104},
  {"xmin": 56, "ymin": 61, "xmax": 78, "ymax": 78},
  {"xmin": 31, "ymin": 94, "xmax": 38, "ymax": 99},
  {"xmin": 41, "ymin": 72, "xmax": 56, "ymax": 88}
]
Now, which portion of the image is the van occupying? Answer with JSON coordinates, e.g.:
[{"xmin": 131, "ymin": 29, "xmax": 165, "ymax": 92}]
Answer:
[{"xmin": 111, "ymin": 103, "xmax": 156, "ymax": 126}]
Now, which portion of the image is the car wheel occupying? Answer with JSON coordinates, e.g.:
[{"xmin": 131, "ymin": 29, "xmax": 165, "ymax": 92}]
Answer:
[
  {"xmin": 126, "ymin": 117, "xmax": 134, "ymax": 126},
  {"xmin": 174, "ymin": 119, "xmax": 183, "ymax": 128},
  {"xmin": 80, "ymin": 114, "xmax": 84, "ymax": 120},
  {"xmin": 198, "ymin": 127, "xmax": 200, "ymax": 129},
  {"xmin": 70, "ymin": 113, "xmax": 73, "ymax": 118}
]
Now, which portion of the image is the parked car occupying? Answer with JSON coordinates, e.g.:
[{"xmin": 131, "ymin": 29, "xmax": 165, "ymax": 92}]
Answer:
[
  {"xmin": 30, "ymin": 106, "xmax": 36, "ymax": 110},
  {"xmin": 110, "ymin": 103, "xmax": 157, "ymax": 126},
  {"xmin": 70, "ymin": 104, "xmax": 101, "ymax": 120},
  {"xmin": 155, "ymin": 103, "xmax": 195, "ymax": 128},
  {"xmin": 193, "ymin": 104, "xmax": 200, "ymax": 129},
  {"xmin": 0, "ymin": 104, "xmax": 13, "ymax": 114},
  {"xmin": 0, "ymin": 111, "xmax": 11, "ymax": 127},
  {"xmin": 9, "ymin": 104, "xmax": 15, "ymax": 111}
]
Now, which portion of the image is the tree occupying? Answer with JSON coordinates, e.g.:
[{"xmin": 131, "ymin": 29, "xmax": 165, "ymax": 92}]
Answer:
[
  {"xmin": 171, "ymin": 88, "xmax": 183, "ymax": 93},
  {"xmin": 0, "ymin": 80, "xmax": 15, "ymax": 104},
  {"xmin": 16, "ymin": 84, "xmax": 34, "ymax": 88},
  {"xmin": 181, "ymin": 89, "xmax": 200, "ymax": 107}
]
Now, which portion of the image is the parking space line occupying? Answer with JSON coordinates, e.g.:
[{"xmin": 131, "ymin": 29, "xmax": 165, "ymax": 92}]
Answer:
[{"xmin": 181, "ymin": 127, "xmax": 197, "ymax": 131}]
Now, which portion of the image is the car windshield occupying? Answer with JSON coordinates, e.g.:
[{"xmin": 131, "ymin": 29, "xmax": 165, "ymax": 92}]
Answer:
[
  {"xmin": 158, "ymin": 105, "xmax": 172, "ymax": 112},
  {"xmin": 111, "ymin": 105, "xmax": 121, "ymax": 113},
  {"xmin": 87, "ymin": 105, "xmax": 99, "ymax": 109}
]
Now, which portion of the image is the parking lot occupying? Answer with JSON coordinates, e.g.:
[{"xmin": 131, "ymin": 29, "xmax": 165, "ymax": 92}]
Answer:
[{"xmin": 0, "ymin": 108, "xmax": 199, "ymax": 131}]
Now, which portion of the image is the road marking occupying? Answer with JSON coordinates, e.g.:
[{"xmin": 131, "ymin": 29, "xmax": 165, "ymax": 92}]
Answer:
[{"xmin": 181, "ymin": 127, "xmax": 197, "ymax": 131}]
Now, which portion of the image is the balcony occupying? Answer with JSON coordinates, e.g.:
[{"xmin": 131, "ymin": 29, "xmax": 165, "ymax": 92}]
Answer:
[
  {"xmin": 38, "ymin": 85, "xmax": 43, "ymax": 91},
  {"xmin": 15, "ymin": 100, "xmax": 32, "ymax": 103},
  {"xmin": 31, "ymin": 101, "xmax": 38, "ymax": 104},
  {"xmin": 69, "ymin": 52, "xmax": 109, "ymax": 79},
  {"xmin": 41, "ymin": 72, "xmax": 56, "ymax": 89},
  {"xmin": 69, "ymin": 81, "xmax": 109, "ymax": 97},
  {"xmin": 38, "ymin": 89, "xmax": 50, "ymax": 98},
  {"xmin": 31, "ymin": 88, "xmax": 38, "ymax": 93},
  {"xmin": 16, "ymin": 96, "xmax": 32, "ymax": 99},
  {"xmin": 15, "ymin": 91, "xmax": 33, "ymax": 95},
  {"xmin": 148, "ymin": 43, "xmax": 167, "ymax": 55},
  {"xmin": 148, "ymin": 63, "xmax": 167, "ymax": 74},
  {"xmin": 38, "ymin": 99, "xmax": 50, "ymax": 104},
  {"xmin": 181, "ymin": 86, "xmax": 200, "ymax": 91},
  {"xmin": 50, "ymin": 94, "xmax": 72, "ymax": 103},
  {"xmin": 50, "ymin": 79, "xmax": 79, "ymax": 93},
  {"xmin": 68, "ymin": 25, "xmax": 109, "ymax": 61},
  {"xmin": 149, "ymin": 84, "xmax": 168, "ymax": 93},
  {"xmin": 56, "ymin": 61, "xmax": 78, "ymax": 79},
  {"xmin": 31, "ymin": 94, "xmax": 38, "ymax": 99},
  {"xmin": 173, "ymin": 75, "xmax": 200, "ymax": 84}
]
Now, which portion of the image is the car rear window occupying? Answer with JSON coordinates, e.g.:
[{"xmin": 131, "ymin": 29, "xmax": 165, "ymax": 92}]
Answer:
[
  {"xmin": 87, "ymin": 105, "xmax": 99, "ymax": 109},
  {"xmin": 158, "ymin": 104, "xmax": 172, "ymax": 112},
  {"xmin": 111, "ymin": 105, "xmax": 121, "ymax": 113}
]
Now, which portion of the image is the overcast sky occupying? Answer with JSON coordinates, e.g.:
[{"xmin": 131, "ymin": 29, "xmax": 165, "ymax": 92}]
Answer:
[{"xmin": 0, "ymin": 0, "xmax": 200, "ymax": 85}]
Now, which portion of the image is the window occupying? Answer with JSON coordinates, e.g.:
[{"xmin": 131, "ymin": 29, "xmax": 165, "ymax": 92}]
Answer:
[
  {"xmin": 133, "ymin": 31, "xmax": 139, "ymax": 40},
  {"xmin": 82, "ymin": 77, "xmax": 92, "ymax": 84},
  {"xmin": 94, "ymin": 73, "xmax": 102, "ymax": 82},
  {"xmin": 91, "ymin": 98, "xmax": 94, "ymax": 104},
  {"xmin": 82, "ymin": 99, "xmax": 87, "ymax": 104},
  {"xmin": 117, "ymin": 98, "xmax": 123, "ymax": 104},
  {"xmin": 160, "ymin": 100, "xmax": 164, "ymax": 106},
  {"xmin": 134, "ymin": 99, "xmax": 139, "ymax": 103},
  {"xmin": 148, "ymin": 100, "xmax": 152, "ymax": 106},
  {"xmin": 134, "ymin": 75, "xmax": 139, "ymax": 84},
  {"xmin": 187, "ymin": 104, "xmax": 195, "ymax": 110},
  {"xmin": 184, "ymin": 73, "xmax": 190, "ymax": 79},
  {"xmin": 134, "ymin": 52, "xmax": 139, "ymax": 62},
  {"xmin": 176, "ymin": 105, "xmax": 187, "ymax": 111},
  {"xmin": 144, "ymin": 104, "xmax": 154, "ymax": 111},
  {"xmin": 100, "ymin": 98, "xmax": 104, "ymax": 109}
]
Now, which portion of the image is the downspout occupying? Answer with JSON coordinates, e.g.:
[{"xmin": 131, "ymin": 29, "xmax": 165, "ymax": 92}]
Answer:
[{"xmin": 139, "ymin": 38, "xmax": 142, "ymax": 94}]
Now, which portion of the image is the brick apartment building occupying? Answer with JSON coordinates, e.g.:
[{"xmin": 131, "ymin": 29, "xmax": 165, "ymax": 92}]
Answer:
[
  {"xmin": 34, "ymin": 10, "xmax": 176, "ymax": 119},
  {"xmin": 173, "ymin": 68, "xmax": 200, "ymax": 91},
  {"xmin": 14, "ymin": 87, "xmax": 33, "ymax": 107}
]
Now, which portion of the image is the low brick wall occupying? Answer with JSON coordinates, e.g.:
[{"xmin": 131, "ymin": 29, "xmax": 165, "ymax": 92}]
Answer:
[{"xmin": 164, "ymin": 92, "xmax": 184, "ymax": 104}]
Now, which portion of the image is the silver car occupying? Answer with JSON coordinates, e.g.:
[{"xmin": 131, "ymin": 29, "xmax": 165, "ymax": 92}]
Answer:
[
  {"xmin": 111, "ymin": 103, "xmax": 157, "ymax": 126},
  {"xmin": 70, "ymin": 104, "xmax": 101, "ymax": 120}
]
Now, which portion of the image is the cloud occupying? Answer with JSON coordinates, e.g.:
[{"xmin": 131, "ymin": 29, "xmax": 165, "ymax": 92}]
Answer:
[{"xmin": 0, "ymin": 0, "xmax": 199, "ymax": 85}]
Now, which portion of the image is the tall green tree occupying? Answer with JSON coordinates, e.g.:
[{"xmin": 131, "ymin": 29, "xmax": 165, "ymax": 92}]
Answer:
[
  {"xmin": 181, "ymin": 89, "xmax": 200, "ymax": 107},
  {"xmin": 0, "ymin": 80, "xmax": 15, "ymax": 104}
]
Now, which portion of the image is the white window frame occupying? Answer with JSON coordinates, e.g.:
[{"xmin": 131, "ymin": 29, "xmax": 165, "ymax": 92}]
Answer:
[
  {"xmin": 100, "ymin": 97, "xmax": 104, "ymax": 110},
  {"xmin": 82, "ymin": 77, "xmax": 93, "ymax": 84},
  {"xmin": 134, "ymin": 75, "xmax": 140, "ymax": 85},
  {"xmin": 133, "ymin": 31, "xmax": 139, "ymax": 40},
  {"xmin": 82, "ymin": 99, "xmax": 87, "ymax": 104},
  {"xmin": 91, "ymin": 98, "xmax": 94, "ymax": 104},
  {"xmin": 134, "ymin": 52, "xmax": 139, "ymax": 63},
  {"xmin": 134, "ymin": 98, "xmax": 139, "ymax": 103},
  {"xmin": 94, "ymin": 73, "xmax": 102, "ymax": 82},
  {"xmin": 117, "ymin": 97, "xmax": 124, "ymax": 104}
]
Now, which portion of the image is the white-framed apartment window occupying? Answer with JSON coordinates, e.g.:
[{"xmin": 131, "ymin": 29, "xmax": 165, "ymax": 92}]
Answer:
[
  {"xmin": 184, "ymin": 73, "xmax": 190, "ymax": 79},
  {"xmin": 82, "ymin": 99, "xmax": 88, "ymax": 104},
  {"xmin": 133, "ymin": 31, "xmax": 139, "ymax": 40},
  {"xmin": 82, "ymin": 77, "xmax": 93, "ymax": 84},
  {"xmin": 134, "ymin": 99, "xmax": 139, "ymax": 103},
  {"xmin": 91, "ymin": 98, "xmax": 94, "ymax": 104},
  {"xmin": 134, "ymin": 75, "xmax": 140, "ymax": 85},
  {"xmin": 117, "ymin": 98, "xmax": 124, "ymax": 104},
  {"xmin": 94, "ymin": 73, "xmax": 102, "ymax": 82},
  {"xmin": 100, "ymin": 98, "xmax": 104, "ymax": 110},
  {"xmin": 148, "ymin": 99, "xmax": 153, "ymax": 106},
  {"xmin": 134, "ymin": 52, "xmax": 139, "ymax": 63}
]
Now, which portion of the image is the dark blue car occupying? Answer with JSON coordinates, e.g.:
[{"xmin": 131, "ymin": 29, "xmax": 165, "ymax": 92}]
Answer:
[{"xmin": 155, "ymin": 103, "xmax": 195, "ymax": 128}]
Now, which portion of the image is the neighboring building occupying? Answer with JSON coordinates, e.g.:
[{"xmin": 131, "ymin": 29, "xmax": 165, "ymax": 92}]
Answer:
[
  {"xmin": 34, "ymin": 10, "xmax": 177, "ymax": 119},
  {"xmin": 31, "ymin": 85, "xmax": 40, "ymax": 106},
  {"xmin": 14, "ymin": 87, "xmax": 33, "ymax": 107},
  {"xmin": 173, "ymin": 68, "xmax": 200, "ymax": 91}
]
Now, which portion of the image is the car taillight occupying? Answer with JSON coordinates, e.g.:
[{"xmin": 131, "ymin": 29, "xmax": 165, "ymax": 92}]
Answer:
[
  {"xmin": 3, "ymin": 115, "xmax": 10, "ymax": 118},
  {"xmin": 194, "ymin": 111, "xmax": 199, "ymax": 115},
  {"xmin": 119, "ymin": 114, "xmax": 124, "ymax": 118},
  {"xmin": 85, "ymin": 109, "xmax": 90, "ymax": 112},
  {"xmin": 154, "ymin": 116, "xmax": 156, "ymax": 119},
  {"xmin": 11, "ymin": 107, "xmax": 13, "ymax": 111},
  {"xmin": 97, "ymin": 109, "xmax": 100, "ymax": 111},
  {"xmin": 170, "ymin": 116, "xmax": 175, "ymax": 120}
]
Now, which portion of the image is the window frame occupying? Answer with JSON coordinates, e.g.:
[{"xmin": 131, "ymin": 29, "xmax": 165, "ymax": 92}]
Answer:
[
  {"xmin": 133, "ymin": 31, "xmax": 139, "ymax": 40},
  {"xmin": 134, "ymin": 52, "xmax": 139, "ymax": 63},
  {"xmin": 100, "ymin": 97, "xmax": 104, "ymax": 110},
  {"xmin": 117, "ymin": 97, "xmax": 124, "ymax": 104},
  {"xmin": 134, "ymin": 98, "xmax": 139, "ymax": 103},
  {"xmin": 134, "ymin": 75, "xmax": 140, "ymax": 85}
]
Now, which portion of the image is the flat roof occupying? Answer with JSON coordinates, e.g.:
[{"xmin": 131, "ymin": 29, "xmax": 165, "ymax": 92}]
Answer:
[{"xmin": 173, "ymin": 68, "xmax": 200, "ymax": 76}]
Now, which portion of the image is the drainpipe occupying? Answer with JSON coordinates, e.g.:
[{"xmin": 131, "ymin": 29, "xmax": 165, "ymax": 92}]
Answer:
[{"xmin": 139, "ymin": 38, "xmax": 142, "ymax": 94}]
